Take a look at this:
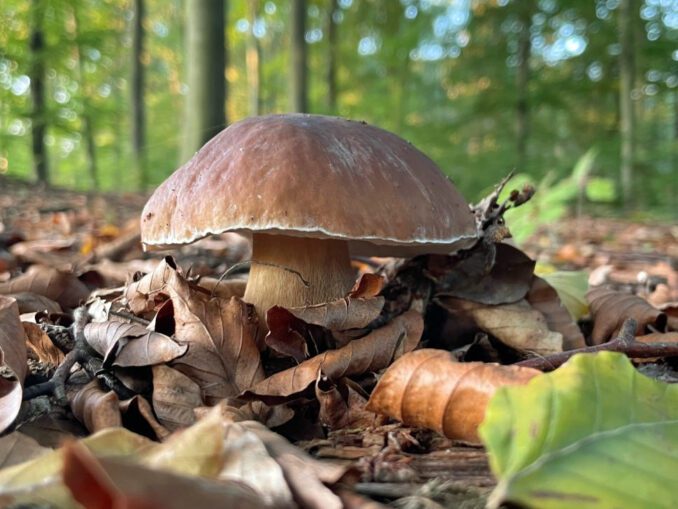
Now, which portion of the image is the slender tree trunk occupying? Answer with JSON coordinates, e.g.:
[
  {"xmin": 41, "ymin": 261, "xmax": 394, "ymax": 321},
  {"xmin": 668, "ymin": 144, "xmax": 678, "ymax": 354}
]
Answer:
[
  {"xmin": 72, "ymin": 6, "xmax": 99, "ymax": 190},
  {"xmin": 180, "ymin": 0, "xmax": 227, "ymax": 163},
  {"xmin": 289, "ymin": 0, "xmax": 308, "ymax": 112},
  {"xmin": 246, "ymin": 0, "xmax": 262, "ymax": 116},
  {"xmin": 29, "ymin": 0, "xmax": 48, "ymax": 184},
  {"xmin": 131, "ymin": 0, "xmax": 146, "ymax": 189},
  {"xmin": 516, "ymin": 3, "xmax": 531, "ymax": 171},
  {"xmin": 326, "ymin": 0, "xmax": 338, "ymax": 112},
  {"xmin": 619, "ymin": 0, "xmax": 636, "ymax": 207}
]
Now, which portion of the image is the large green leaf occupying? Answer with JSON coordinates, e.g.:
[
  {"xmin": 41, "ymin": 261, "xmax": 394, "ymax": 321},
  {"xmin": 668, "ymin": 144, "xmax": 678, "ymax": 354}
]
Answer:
[
  {"xmin": 479, "ymin": 352, "xmax": 678, "ymax": 509},
  {"xmin": 539, "ymin": 270, "xmax": 589, "ymax": 321}
]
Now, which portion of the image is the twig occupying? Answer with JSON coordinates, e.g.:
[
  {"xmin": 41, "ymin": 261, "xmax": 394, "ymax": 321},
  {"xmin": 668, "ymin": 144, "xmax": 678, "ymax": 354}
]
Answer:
[
  {"xmin": 516, "ymin": 318, "xmax": 678, "ymax": 371},
  {"xmin": 110, "ymin": 308, "xmax": 150, "ymax": 326},
  {"xmin": 210, "ymin": 260, "xmax": 251, "ymax": 297}
]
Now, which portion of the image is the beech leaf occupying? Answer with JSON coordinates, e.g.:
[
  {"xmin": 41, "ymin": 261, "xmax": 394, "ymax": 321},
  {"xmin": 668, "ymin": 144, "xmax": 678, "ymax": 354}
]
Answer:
[
  {"xmin": 479, "ymin": 352, "xmax": 678, "ymax": 509},
  {"xmin": 241, "ymin": 310, "xmax": 423, "ymax": 404},
  {"xmin": 0, "ymin": 265, "xmax": 90, "ymax": 309},
  {"xmin": 151, "ymin": 365, "xmax": 203, "ymax": 431},
  {"xmin": 366, "ymin": 349, "xmax": 539, "ymax": 443},
  {"xmin": 587, "ymin": 286, "xmax": 666, "ymax": 344}
]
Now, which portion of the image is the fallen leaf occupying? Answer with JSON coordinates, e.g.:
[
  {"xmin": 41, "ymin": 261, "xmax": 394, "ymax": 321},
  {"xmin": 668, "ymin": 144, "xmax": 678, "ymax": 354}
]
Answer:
[
  {"xmin": 0, "ymin": 433, "xmax": 50, "ymax": 469},
  {"xmin": 123, "ymin": 256, "xmax": 181, "ymax": 316},
  {"xmin": 587, "ymin": 286, "xmax": 667, "ymax": 344},
  {"xmin": 316, "ymin": 376, "xmax": 377, "ymax": 431},
  {"xmin": 151, "ymin": 365, "xmax": 202, "ymax": 431},
  {"xmin": 366, "ymin": 349, "xmax": 539, "ymax": 443},
  {"xmin": 0, "ymin": 296, "xmax": 27, "ymax": 433},
  {"xmin": 69, "ymin": 381, "xmax": 123, "ymax": 433},
  {"xmin": 119, "ymin": 396, "xmax": 170, "ymax": 441},
  {"xmin": 348, "ymin": 273, "xmax": 385, "ymax": 298},
  {"xmin": 480, "ymin": 352, "xmax": 678, "ymax": 509},
  {"xmin": 432, "ymin": 243, "xmax": 536, "ymax": 305},
  {"xmin": 636, "ymin": 331, "xmax": 678, "ymax": 344},
  {"xmin": 23, "ymin": 321, "xmax": 65, "ymax": 366},
  {"xmin": 286, "ymin": 295, "xmax": 385, "ymax": 333},
  {"xmin": 8, "ymin": 292, "xmax": 62, "ymax": 314},
  {"xmin": 438, "ymin": 298, "xmax": 563, "ymax": 355},
  {"xmin": 526, "ymin": 276, "xmax": 586, "ymax": 350},
  {"xmin": 0, "ymin": 265, "xmax": 90, "ymax": 309},
  {"xmin": 84, "ymin": 321, "xmax": 187, "ymax": 368},
  {"xmin": 538, "ymin": 270, "xmax": 589, "ymax": 320},
  {"xmin": 241, "ymin": 310, "xmax": 423, "ymax": 404},
  {"xmin": 265, "ymin": 306, "xmax": 322, "ymax": 361}
]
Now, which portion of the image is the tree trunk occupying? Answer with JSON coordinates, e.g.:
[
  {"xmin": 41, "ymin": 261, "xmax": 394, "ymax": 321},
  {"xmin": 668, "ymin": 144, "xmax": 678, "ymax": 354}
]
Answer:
[
  {"xmin": 326, "ymin": 0, "xmax": 338, "ymax": 112},
  {"xmin": 131, "ymin": 0, "xmax": 146, "ymax": 189},
  {"xmin": 289, "ymin": 0, "xmax": 308, "ymax": 113},
  {"xmin": 516, "ymin": 3, "xmax": 531, "ymax": 171},
  {"xmin": 29, "ymin": 0, "xmax": 48, "ymax": 185},
  {"xmin": 619, "ymin": 0, "xmax": 636, "ymax": 207},
  {"xmin": 72, "ymin": 5, "xmax": 98, "ymax": 190},
  {"xmin": 246, "ymin": 0, "xmax": 262, "ymax": 116},
  {"xmin": 180, "ymin": 0, "xmax": 227, "ymax": 163}
]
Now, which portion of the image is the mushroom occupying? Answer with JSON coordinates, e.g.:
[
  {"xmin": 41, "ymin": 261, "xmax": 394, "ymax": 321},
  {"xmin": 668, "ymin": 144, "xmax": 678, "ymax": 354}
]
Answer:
[{"xmin": 141, "ymin": 114, "xmax": 477, "ymax": 325}]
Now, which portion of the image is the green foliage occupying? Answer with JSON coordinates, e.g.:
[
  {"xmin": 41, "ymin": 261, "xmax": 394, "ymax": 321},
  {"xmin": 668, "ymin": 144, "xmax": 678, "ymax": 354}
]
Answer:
[
  {"xmin": 479, "ymin": 352, "xmax": 678, "ymax": 509},
  {"xmin": 537, "ymin": 270, "xmax": 589, "ymax": 320}
]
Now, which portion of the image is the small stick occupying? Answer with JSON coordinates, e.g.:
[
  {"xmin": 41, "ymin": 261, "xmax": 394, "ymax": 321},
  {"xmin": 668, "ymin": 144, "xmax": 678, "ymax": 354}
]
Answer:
[
  {"xmin": 516, "ymin": 318, "xmax": 678, "ymax": 371},
  {"xmin": 110, "ymin": 308, "xmax": 150, "ymax": 326}
]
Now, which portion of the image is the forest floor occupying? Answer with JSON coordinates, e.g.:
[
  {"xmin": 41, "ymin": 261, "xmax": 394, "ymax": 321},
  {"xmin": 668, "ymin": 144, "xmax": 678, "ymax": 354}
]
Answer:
[{"xmin": 1, "ymin": 174, "xmax": 677, "ymax": 507}]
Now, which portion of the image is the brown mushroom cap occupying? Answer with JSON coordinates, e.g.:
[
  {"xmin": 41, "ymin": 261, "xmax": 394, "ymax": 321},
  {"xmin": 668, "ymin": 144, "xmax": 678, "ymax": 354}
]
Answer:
[{"xmin": 141, "ymin": 114, "xmax": 477, "ymax": 256}]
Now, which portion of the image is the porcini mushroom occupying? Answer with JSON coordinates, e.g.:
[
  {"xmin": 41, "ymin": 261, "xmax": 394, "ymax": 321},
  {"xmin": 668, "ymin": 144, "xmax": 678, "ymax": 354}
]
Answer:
[{"xmin": 141, "ymin": 114, "xmax": 477, "ymax": 324}]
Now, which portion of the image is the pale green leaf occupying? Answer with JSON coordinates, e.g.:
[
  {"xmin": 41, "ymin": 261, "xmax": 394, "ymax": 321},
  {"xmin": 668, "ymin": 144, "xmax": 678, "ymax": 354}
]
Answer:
[
  {"xmin": 539, "ymin": 270, "xmax": 589, "ymax": 321},
  {"xmin": 479, "ymin": 352, "xmax": 678, "ymax": 509}
]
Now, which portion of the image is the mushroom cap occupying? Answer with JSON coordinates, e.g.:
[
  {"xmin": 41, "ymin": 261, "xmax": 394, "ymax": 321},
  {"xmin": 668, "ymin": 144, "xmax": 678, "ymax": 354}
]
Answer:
[{"xmin": 141, "ymin": 114, "xmax": 478, "ymax": 256}]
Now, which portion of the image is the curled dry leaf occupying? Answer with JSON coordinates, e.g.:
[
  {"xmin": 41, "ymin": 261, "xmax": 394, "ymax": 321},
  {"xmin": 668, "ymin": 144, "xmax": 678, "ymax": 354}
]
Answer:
[
  {"xmin": 23, "ymin": 322, "xmax": 65, "ymax": 366},
  {"xmin": 151, "ymin": 365, "xmax": 203, "ymax": 431},
  {"xmin": 8, "ymin": 292, "xmax": 62, "ymax": 314},
  {"xmin": 69, "ymin": 381, "xmax": 122, "ymax": 433},
  {"xmin": 526, "ymin": 276, "xmax": 586, "ymax": 350},
  {"xmin": 316, "ymin": 375, "xmax": 377, "ymax": 431},
  {"xmin": 84, "ymin": 321, "xmax": 187, "ymax": 368},
  {"xmin": 0, "ymin": 296, "xmax": 27, "ymax": 433},
  {"xmin": 348, "ymin": 273, "xmax": 385, "ymax": 298},
  {"xmin": 587, "ymin": 286, "xmax": 667, "ymax": 344},
  {"xmin": 286, "ymin": 295, "xmax": 385, "ymax": 332},
  {"xmin": 0, "ymin": 265, "xmax": 90, "ymax": 309},
  {"xmin": 167, "ymin": 277, "xmax": 264, "ymax": 404},
  {"xmin": 366, "ymin": 349, "xmax": 540, "ymax": 444},
  {"xmin": 119, "ymin": 396, "xmax": 170, "ymax": 441},
  {"xmin": 123, "ymin": 256, "xmax": 182, "ymax": 316},
  {"xmin": 438, "ymin": 297, "xmax": 563, "ymax": 355},
  {"xmin": 241, "ymin": 310, "xmax": 423, "ymax": 404}
]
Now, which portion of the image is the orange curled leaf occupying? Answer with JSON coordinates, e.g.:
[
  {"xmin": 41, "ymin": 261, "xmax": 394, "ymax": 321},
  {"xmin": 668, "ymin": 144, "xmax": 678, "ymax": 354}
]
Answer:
[
  {"xmin": 366, "ymin": 349, "xmax": 539, "ymax": 444},
  {"xmin": 348, "ymin": 274, "xmax": 384, "ymax": 299},
  {"xmin": 587, "ymin": 286, "xmax": 667, "ymax": 344}
]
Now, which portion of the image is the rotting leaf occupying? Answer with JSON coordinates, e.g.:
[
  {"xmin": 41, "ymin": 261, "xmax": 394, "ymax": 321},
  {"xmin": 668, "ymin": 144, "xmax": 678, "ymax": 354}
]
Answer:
[
  {"xmin": 480, "ymin": 352, "xmax": 678, "ymax": 509},
  {"xmin": 438, "ymin": 297, "xmax": 563, "ymax": 355},
  {"xmin": 526, "ymin": 276, "xmax": 586, "ymax": 350},
  {"xmin": 241, "ymin": 310, "xmax": 423, "ymax": 404},
  {"xmin": 587, "ymin": 286, "xmax": 667, "ymax": 344},
  {"xmin": 366, "ymin": 349, "xmax": 539, "ymax": 444},
  {"xmin": 84, "ymin": 321, "xmax": 187, "ymax": 368},
  {"xmin": 0, "ymin": 265, "xmax": 90, "ymax": 309},
  {"xmin": 0, "ymin": 296, "xmax": 27, "ymax": 433}
]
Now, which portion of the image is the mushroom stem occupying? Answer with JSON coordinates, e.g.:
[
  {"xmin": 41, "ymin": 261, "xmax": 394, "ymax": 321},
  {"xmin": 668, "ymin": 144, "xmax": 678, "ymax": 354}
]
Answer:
[{"xmin": 244, "ymin": 233, "xmax": 356, "ymax": 326}]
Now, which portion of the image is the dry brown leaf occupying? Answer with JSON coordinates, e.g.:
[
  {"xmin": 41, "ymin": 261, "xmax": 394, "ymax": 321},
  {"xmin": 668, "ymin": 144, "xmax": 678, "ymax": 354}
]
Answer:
[
  {"xmin": 0, "ymin": 432, "xmax": 50, "ymax": 469},
  {"xmin": 287, "ymin": 296, "xmax": 385, "ymax": 332},
  {"xmin": 587, "ymin": 286, "xmax": 667, "ymax": 344},
  {"xmin": 8, "ymin": 292, "xmax": 62, "ymax": 314},
  {"xmin": 62, "ymin": 440, "xmax": 265, "ymax": 509},
  {"xmin": 241, "ymin": 310, "xmax": 423, "ymax": 404},
  {"xmin": 265, "ymin": 306, "xmax": 327, "ymax": 361},
  {"xmin": 438, "ymin": 297, "xmax": 563, "ymax": 355},
  {"xmin": 123, "ymin": 256, "xmax": 181, "ymax": 316},
  {"xmin": 0, "ymin": 296, "xmax": 27, "ymax": 433},
  {"xmin": 151, "ymin": 365, "xmax": 202, "ymax": 431},
  {"xmin": 349, "ymin": 273, "xmax": 385, "ymax": 298},
  {"xmin": 316, "ymin": 376, "xmax": 377, "ymax": 431},
  {"xmin": 119, "ymin": 396, "xmax": 170, "ymax": 441},
  {"xmin": 635, "ymin": 332, "xmax": 678, "ymax": 344},
  {"xmin": 0, "ymin": 265, "xmax": 90, "ymax": 309},
  {"xmin": 69, "ymin": 381, "xmax": 122, "ymax": 433},
  {"xmin": 196, "ymin": 277, "xmax": 247, "ymax": 300},
  {"xmin": 167, "ymin": 276, "xmax": 264, "ymax": 404},
  {"xmin": 84, "ymin": 321, "xmax": 187, "ymax": 368},
  {"xmin": 526, "ymin": 276, "xmax": 586, "ymax": 350},
  {"xmin": 366, "ymin": 348, "xmax": 540, "ymax": 444},
  {"xmin": 432, "ymin": 243, "xmax": 536, "ymax": 305},
  {"xmin": 23, "ymin": 321, "xmax": 65, "ymax": 366}
]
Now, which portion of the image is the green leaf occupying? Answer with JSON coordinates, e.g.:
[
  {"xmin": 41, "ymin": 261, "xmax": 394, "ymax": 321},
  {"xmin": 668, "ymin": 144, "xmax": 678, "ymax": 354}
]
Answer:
[
  {"xmin": 538, "ymin": 270, "xmax": 589, "ymax": 321},
  {"xmin": 479, "ymin": 352, "xmax": 678, "ymax": 509}
]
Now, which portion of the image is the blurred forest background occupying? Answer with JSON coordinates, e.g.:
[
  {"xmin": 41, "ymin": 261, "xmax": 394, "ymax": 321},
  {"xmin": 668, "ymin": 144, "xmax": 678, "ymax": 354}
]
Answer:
[{"xmin": 1, "ymin": 0, "xmax": 677, "ymax": 221}]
